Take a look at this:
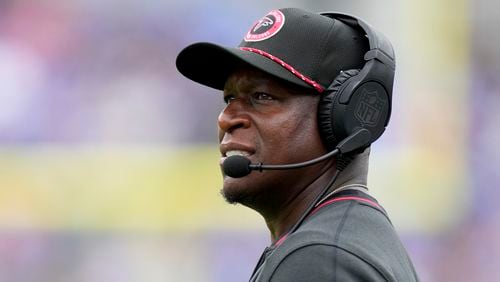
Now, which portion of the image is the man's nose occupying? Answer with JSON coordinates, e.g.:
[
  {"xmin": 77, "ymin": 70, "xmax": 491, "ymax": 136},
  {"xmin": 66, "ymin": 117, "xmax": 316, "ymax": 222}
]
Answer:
[{"xmin": 217, "ymin": 101, "xmax": 251, "ymax": 133}]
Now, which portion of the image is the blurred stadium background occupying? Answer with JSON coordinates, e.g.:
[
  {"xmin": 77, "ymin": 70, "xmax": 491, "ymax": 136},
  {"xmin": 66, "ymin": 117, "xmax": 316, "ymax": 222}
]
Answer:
[{"xmin": 0, "ymin": 0, "xmax": 499, "ymax": 281}]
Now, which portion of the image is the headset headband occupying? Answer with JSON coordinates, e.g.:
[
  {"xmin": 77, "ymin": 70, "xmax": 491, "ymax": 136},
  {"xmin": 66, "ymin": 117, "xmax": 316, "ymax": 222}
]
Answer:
[{"xmin": 319, "ymin": 12, "xmax": 396, "ymax": 145}]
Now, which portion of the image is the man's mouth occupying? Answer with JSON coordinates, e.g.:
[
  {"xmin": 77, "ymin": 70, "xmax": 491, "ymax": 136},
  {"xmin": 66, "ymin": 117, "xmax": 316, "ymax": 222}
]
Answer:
[{"xmin": 225, "ymin": 150, "xmax": 252, "ymax": 157}]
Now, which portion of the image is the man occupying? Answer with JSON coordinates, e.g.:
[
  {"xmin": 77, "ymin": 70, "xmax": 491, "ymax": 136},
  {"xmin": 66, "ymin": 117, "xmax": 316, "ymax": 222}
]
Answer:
[{"xmin": 176, "ymin": 7, "xmax": 418, "ymax": 281}]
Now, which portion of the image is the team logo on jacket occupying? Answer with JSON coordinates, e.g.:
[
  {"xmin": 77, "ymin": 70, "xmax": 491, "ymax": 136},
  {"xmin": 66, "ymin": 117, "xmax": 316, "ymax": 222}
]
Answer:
[{"xmin": 244, "ymin": 10, "xmax": 285, "ymax": 42}]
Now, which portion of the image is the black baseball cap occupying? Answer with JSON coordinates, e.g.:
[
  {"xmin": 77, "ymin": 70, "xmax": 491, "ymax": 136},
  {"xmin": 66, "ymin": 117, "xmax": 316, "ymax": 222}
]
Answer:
[{"xmin": 176, "ymin": 8, "xmax": 368, "ymax": 93}]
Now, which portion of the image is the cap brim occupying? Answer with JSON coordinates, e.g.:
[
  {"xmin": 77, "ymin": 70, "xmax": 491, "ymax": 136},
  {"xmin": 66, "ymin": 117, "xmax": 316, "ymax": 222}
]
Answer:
[{"xmin": 176, "ymin": 42, "xmax": 312, "ymax": 91}]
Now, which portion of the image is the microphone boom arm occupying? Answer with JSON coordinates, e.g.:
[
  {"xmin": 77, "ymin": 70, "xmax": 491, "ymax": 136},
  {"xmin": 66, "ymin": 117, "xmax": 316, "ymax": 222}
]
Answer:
[
  {"xmin": 249, "ymin": 148, "xmax": 340, "ymax": 171},
  {"xmin": 222, "ymin": 128, "xmax": 371, "ymax": 178}
]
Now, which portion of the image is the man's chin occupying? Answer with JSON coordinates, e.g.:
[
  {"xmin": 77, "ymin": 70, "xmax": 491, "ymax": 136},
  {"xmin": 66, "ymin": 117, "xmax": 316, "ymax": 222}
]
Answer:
[
  {"xmin": 220, "ymin": 185, "xmax": 247, "ymax": 205},
  {"xmin": 220, "ymin": 178, "xmax": 256, "ymax": 206},
  {"xmin": 220, "ymin": 188, "xmax": 242, "ymax": 205}
]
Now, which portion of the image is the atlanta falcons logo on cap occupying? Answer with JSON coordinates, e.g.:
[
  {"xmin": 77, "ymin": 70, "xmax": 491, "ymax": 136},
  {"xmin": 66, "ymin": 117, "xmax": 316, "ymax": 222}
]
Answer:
[
  {"xmin": 253, "ymin": 16, "xmax": 274, "ymax": 32},
  {"xmin": 244, "ymin": 10, "xmax": 285, "ymax": 42}
]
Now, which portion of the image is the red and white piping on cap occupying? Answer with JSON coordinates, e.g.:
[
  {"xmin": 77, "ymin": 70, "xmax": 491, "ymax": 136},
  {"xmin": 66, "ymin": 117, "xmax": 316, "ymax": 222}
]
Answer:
[{"xmin": 239, "ymin": 47, "xmax": 324, "ymax": 93}]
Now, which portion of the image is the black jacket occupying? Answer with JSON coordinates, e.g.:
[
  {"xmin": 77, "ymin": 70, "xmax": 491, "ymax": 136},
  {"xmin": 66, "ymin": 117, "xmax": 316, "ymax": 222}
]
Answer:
[{"xmin": 250, "ymin": 190, "xmax": 419, "ymax": 281}]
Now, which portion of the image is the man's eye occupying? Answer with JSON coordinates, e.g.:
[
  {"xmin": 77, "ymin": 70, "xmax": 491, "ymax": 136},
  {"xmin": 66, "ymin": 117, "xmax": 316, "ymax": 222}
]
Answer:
[
  {"xmin": 224, "ymin": 95, "xmax": 235, "ymax": 104},
  {"xmin": 253, "ymin": 92, "xmax": 274, "ymax": 101}
]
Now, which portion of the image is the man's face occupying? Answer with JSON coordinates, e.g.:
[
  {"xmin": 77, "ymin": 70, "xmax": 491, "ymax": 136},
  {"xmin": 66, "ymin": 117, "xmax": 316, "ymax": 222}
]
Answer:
[{"xmin": 218, "ymin": 66, "xmax": 329, "ymax": 207}]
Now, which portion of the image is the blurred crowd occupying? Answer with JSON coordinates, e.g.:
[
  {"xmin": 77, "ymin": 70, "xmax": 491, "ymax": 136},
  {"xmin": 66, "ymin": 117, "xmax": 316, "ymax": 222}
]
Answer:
[{"xmin": 0, "ymin": 0, "xmax": 499, "ymax": 281}]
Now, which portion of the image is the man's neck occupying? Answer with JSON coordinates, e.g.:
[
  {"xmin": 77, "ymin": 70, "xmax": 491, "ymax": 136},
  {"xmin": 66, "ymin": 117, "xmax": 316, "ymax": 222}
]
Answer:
[
  {"xmin": 331, "ymin": 147, "xmax": 369, "ymax": 190},
  {"xmin": 263, "ymin": 147, "xmax": 370, "ymax": 244},
  {"xmin": 263, "ymin": 162, "xmax": 337, "ymax": 243}
]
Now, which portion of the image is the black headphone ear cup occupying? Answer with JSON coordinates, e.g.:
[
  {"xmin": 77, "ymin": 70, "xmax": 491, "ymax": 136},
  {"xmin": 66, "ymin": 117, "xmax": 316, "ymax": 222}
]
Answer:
[{"xmin": 318, "ymin": 69, "xmax": 360, "ymax": 151}]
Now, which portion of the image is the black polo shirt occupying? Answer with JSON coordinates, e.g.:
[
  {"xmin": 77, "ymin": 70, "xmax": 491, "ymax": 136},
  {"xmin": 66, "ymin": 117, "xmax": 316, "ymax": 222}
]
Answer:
[{"xmin": 250, "ymin": 189, "xmax": 419, "ymax": 281}]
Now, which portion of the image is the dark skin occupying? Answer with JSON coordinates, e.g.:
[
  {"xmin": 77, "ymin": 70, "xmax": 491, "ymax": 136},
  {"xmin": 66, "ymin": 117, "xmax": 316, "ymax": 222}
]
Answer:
[{"xmin": 217, "ymin": 66, "xmax": 338, "ymax": 242}]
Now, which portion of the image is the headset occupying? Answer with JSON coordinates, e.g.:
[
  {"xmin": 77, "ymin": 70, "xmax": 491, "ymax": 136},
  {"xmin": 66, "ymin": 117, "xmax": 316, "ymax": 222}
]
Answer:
[
  {"xmin": 318, "ymin": 12, "xmax": 396, "ymax": 152},
  {"xmin": 222, "ymin": 12, "xmax": 396, "ymax": 178}
]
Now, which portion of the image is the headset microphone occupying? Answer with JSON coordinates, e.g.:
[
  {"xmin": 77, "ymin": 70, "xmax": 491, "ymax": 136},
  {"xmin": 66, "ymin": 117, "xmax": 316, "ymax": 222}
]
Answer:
[{"xmin": 222, "ymin": 128, "xmax": 371, "ymax": 178}]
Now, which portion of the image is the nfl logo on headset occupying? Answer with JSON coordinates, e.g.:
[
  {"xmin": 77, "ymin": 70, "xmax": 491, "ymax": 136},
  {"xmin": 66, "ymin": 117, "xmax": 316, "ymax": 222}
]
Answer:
[{"xmin": 355, "ymin": 88, "xmax": 386, "ymax": 126}]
